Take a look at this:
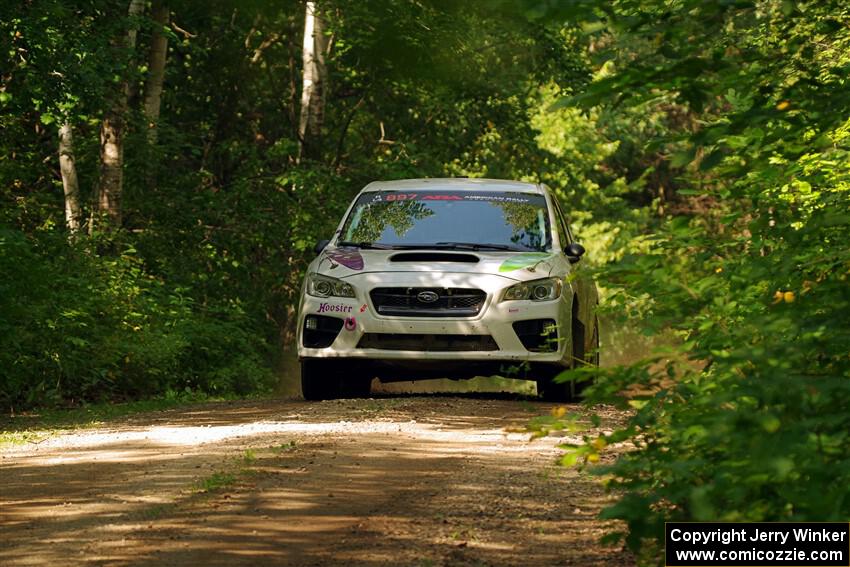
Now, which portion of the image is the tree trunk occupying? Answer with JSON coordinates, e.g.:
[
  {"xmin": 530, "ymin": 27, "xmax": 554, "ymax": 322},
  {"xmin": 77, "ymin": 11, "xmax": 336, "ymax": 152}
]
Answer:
[
  {"xmin": 95, "ymin": 0, "xmax": 145, "ymax": 231},
  {"xmin": 58, "ymin": 122, "xmax": 82, "ymax": 236},
  {"xmin": 142, "ymin": 0, "xmax": 169, "ymax": 146},
  {"xmin": 297, "ymin": 1, "xmax": 327, "ymax": 162},
  {"xmin": 98, "ymin": 111, "xmax": 124, "ymax": 228}
]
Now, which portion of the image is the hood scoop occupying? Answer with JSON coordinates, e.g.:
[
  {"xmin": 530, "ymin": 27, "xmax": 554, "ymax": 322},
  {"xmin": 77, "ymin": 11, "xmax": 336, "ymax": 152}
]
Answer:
[{"xmin": 389, "ymin": 252, "xmax": 480, "ymax": 263}]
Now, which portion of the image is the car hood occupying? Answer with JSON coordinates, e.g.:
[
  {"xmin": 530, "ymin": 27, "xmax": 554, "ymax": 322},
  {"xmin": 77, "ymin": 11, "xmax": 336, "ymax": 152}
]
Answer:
[{"xmin": 312, "ymin": 247, "xmax": 562, "ymax": 282}]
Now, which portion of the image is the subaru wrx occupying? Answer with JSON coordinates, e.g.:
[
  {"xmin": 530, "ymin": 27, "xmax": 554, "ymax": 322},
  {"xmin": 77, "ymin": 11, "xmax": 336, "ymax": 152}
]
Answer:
[{"xmin": 297, "ymin": 178, "xmax": 599, "ymax": 401}]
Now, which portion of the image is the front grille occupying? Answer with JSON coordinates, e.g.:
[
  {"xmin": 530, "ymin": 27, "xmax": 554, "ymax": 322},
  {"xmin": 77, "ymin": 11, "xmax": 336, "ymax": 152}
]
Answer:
[
  {"xmin": 358, "ymin": 333, "xmax": 499, "ymax": 351},
  {"xmin": 370, "ymin": 287, "xmax": 486, "ymax": 317}
]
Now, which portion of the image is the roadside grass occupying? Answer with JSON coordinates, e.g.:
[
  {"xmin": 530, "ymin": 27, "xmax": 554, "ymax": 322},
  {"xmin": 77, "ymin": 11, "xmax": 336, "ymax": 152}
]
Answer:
[
  {"xmin": 0, "ymin": 429, "xmax": 54, "ymax": 447},
  {"xmin": 193, "ymin": 471, "xmax": 238, "ymax": 493},
  {"xmin": 0, "ymin": 391, "xmax": 264, "ymax": 449},
  {"xmin": 274, "ymin": 440, "xmax": 298, "ymax": 453},
  {"xmin": 126, "ymin": 445, "xmax": 301, "ymax": 525},
  {"xmin": 193, "ymin": 444, "xmax": 297, "ymax": 495}
]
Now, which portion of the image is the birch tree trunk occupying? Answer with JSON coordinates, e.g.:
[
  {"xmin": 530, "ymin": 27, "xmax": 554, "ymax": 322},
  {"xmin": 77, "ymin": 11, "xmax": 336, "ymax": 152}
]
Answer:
[
  {"xmin": 58, "ymin": 122, "xmax": 82, "ymax": 236},
  {"xmin": 142, "ymin": 0, "xmax": 169, "ymax": 146},
  {"xmin": 95, "ymin": 0, "xmax": 144, "ymax": 230},
  {"xmin": 297, "ymin": 1, "xmax": 327, "ymax": 162}
]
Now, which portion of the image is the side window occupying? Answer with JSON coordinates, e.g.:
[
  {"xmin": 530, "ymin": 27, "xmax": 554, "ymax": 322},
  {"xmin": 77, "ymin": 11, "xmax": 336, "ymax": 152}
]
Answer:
[
  {"xmin": 550, "ymin": 203, "xmax": 567, "ymax": 249},
  {"xmin": 551, "ymin": 197, "xmax": 574, "ymax": 247},
  {"xmin": 563, "ymin": 216, "xmax": 575, "ymax": 244}
]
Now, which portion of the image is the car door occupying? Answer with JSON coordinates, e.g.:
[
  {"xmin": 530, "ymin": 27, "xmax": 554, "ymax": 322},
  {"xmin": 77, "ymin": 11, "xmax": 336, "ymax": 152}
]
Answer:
[{"xmin": 550, "ymin": 194, "xmax": 598, "ymax": 355}]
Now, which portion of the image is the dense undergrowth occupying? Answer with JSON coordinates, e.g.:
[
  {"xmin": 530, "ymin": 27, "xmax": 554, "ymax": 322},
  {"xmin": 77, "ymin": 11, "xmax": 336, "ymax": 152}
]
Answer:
[
  {"xmin": 542, "ymin": 1, "xmax": 850, "ymax": 560},
  {"xmin": 0, "ymin": 229, "xmax": 272, "ymax": 407}
]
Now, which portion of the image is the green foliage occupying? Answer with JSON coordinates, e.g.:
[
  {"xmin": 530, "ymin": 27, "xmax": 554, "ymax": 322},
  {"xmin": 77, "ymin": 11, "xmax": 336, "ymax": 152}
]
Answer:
[
  {"xmin": 531, "ymin": 0, "xmax": 850, "ymax": 561},
  {"xmin": 0, "ymin": 229, "xmax": 272, "ymax": 408},
  {"xmin": 194, "ymin": 471, "xmax": 237, "ymax": 493},
  {"xmin": 1, "ymin": 0, "xmax": 586, "ymax": 410},
  {"xmin": 0, "ymin": 1, "xmax": 134, "ymax": 230}
]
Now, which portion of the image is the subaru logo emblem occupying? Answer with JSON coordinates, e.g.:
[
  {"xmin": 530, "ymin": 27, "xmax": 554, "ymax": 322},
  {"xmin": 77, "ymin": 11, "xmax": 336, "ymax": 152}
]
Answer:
[{"xmin": 417, "ymin": 291, "xmax": 440, "ymax": 303}]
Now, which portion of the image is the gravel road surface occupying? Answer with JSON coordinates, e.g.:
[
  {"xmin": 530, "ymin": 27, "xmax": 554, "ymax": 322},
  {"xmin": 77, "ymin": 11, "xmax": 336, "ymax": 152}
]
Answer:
[{"xmin": 1, "ymin": 394, "xmax": 633, "ymax": 566}]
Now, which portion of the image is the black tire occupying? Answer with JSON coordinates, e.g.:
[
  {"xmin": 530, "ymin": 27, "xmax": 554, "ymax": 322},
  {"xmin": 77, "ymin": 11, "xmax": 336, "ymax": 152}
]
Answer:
[
  {"xmin": 572, "ymin": 313, "xmax": 586, "ymax": 366},
  {"xmin": 589, "ymin": 316, "xmax": 600, "ymax": 367},
  {"xmin": 340, "ymin": 372, "xmax": 372, "ymax": 398},
  {"xmin": 301, "ymin": 359, "xmax": 371, "ymax": 401},
  {"xmin": 301, "ymin": 359, "xmax": 333, "ymax": 401},
  {"xmin": 536, "ymin": 365, "xmax": 575, "ymax": 403},
  {"xmin": 537, "ymin": 314, "xmax": 597, "ymax": 403}
]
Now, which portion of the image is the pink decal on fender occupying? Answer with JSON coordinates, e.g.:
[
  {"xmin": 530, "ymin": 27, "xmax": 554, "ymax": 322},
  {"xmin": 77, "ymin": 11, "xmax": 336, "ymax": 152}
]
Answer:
[
  {"xmin": 325, "ymin": 247, "xmax": 364, "ymax": 270},
  {"xmin": 359, "ymin": 304, "xmax": 368, "ymax": 313},
  {"xmin": 344, "ymin": 317, "xmax": 357, "ymax": 331}
]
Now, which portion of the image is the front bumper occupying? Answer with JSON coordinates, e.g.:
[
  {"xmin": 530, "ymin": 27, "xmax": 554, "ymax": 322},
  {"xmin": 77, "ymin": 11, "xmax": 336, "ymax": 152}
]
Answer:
[{"xmin": 296, "ymin": 271, "xmax": 572, "ymax": 364}]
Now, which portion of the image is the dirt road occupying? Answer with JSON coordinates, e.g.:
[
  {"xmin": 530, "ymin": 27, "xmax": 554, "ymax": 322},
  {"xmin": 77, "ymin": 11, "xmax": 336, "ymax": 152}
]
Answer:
[{"xmin": 1, "ymin": 394, "xmax": 633, "ymax": 566}]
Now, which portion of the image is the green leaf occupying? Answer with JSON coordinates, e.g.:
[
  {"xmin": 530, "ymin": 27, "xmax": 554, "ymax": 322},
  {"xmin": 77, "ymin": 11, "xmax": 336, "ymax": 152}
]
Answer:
[
  {"xmin": 670, "ymin": 150, "xmax": 695, "ymax": 168},
  {"xmin": 699, "ymin": 150, "xmax": 724, "ymax": 171}
]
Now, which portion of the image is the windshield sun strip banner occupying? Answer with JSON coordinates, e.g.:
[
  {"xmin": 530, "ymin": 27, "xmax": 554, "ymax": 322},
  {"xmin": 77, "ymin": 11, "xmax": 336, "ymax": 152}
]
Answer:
[{"xmin": 365, "ymin": 191, "xmax": 542, "ymax": 204}]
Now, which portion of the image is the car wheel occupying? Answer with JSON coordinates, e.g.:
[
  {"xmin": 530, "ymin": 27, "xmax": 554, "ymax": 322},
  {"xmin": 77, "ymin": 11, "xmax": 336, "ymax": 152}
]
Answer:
[
  {"xmin": 301, "ymin": 359, "xmax": 333, "ymax": 401},
  {"xmin": 537, "ymin": 314, "xmax": 597, "ymax": 403},
  {"xmin": 301, "ymin": 359, "xmax": 371, "ymax": 401},
  {"xmin": 536, "ymin": 365, "xmax": 575, "ymax": 403},
  {"xmin": 340, "ymin": 371, "xmax": 372, "ymax": 398},
  {"xmin": 570, "ymin": 314, "xmax": 597, "ymax": 399},
  {"xmin": 589, "ymin": 316, "xmax": 600, "ymax": 367}
]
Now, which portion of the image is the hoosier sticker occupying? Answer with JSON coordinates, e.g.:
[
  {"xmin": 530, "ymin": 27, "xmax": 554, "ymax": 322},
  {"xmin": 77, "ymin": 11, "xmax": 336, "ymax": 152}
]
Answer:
[{"xmin": 317, "ymin": 302, "xmax": 354, "ymax": 314}]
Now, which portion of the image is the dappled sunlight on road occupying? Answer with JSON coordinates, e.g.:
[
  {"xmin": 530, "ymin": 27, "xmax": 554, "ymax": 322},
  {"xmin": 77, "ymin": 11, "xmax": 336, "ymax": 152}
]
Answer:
[
  {"xmin": 0, "ymin": 397, "xmax": 632, "ymax": 566},
  {"xmin": 4, "ymin": 420, "xmax": 579, "ymax": 457}
]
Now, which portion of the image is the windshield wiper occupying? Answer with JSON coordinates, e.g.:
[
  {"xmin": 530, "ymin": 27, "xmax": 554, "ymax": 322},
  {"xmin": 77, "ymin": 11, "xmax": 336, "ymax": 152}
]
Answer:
[
  {"xmin": 433, "ymin": 241, "xmax": 528, "ymax": 252},
  {"xmin": 336, "ymin": 240, "xmax": 395, "ymax": 250}
]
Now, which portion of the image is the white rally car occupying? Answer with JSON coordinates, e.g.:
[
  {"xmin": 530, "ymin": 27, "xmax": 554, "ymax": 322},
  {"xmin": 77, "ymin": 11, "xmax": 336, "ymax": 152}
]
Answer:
[{"xmin": 297, "ymin": 178, "xmax": 599, "ymax": 401}]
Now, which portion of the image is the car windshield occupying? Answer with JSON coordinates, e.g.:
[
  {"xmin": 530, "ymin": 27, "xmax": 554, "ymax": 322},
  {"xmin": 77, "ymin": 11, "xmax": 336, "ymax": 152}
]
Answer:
[{"xmin": 338, "ymin": 191, "xmax": 552, "ymax": 252}]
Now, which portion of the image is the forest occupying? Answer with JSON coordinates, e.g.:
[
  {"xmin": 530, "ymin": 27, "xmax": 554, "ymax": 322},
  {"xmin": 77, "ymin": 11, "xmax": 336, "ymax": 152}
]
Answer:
[{"xmin": 2, "ymin": 0, "xmax": 849, "ymax": 561}]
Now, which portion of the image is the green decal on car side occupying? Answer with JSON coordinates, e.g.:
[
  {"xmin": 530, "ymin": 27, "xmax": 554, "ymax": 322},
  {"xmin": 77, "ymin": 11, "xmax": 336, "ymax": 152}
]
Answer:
[{"xmin": 498, "ymin": 253, "xmax": 553, "ymax": 272}]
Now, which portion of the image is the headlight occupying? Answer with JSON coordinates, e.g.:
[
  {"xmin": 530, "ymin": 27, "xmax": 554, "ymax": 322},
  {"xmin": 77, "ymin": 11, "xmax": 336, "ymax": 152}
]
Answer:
[
  {"xmin": 502, "ymin": 277, "xmax": 562, "ymax": 302},
  {"xmin": 306, "ymin": 273, "xmax": 355, "ymax": 298}
]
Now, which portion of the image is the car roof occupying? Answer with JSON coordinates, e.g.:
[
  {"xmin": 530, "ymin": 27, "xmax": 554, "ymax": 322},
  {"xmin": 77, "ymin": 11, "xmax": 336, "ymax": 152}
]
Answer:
[{"xmin": 361, "ymin": 178, "xmax": 544, "ymax": 194}]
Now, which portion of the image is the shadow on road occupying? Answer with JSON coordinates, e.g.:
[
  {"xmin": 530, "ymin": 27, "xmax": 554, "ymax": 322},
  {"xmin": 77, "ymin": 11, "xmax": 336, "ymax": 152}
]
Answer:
[{"xmin": 1, "ymin": 397, "xmax": 632, "ymax": 566}]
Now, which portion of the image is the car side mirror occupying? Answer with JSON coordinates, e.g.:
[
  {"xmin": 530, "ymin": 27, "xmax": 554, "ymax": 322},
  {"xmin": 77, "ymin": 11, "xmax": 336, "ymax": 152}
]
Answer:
[
  {"xmin": 565, "ymin": 242, "xmax": 585, "ymax": 264},
  {"xmin": 314, "ymin": 239, "xmax": 330, "ymax": 255}
]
